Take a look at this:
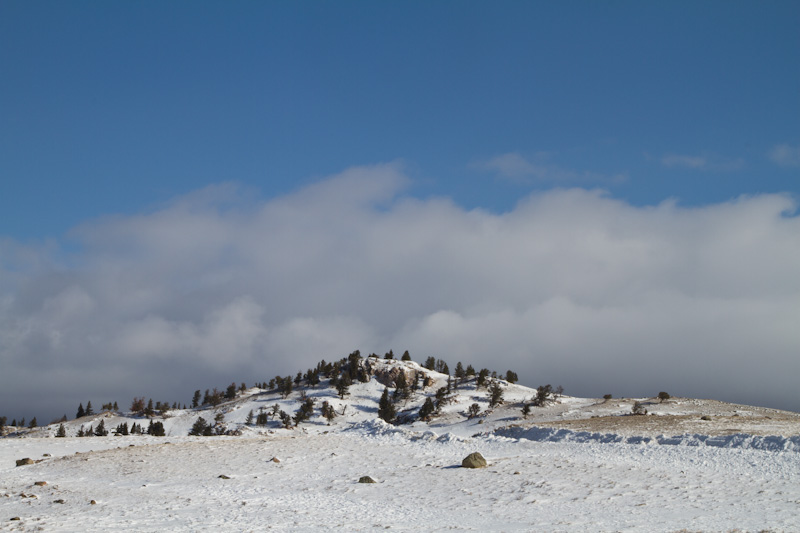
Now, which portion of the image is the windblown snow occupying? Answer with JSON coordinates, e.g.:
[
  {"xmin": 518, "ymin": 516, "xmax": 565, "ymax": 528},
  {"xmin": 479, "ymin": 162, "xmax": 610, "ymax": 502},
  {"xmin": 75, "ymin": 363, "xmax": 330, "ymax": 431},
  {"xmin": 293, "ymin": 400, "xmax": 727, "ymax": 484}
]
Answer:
[{"xmin": 2, "ymin": 359, "xmax": 798, "ymax": 532}]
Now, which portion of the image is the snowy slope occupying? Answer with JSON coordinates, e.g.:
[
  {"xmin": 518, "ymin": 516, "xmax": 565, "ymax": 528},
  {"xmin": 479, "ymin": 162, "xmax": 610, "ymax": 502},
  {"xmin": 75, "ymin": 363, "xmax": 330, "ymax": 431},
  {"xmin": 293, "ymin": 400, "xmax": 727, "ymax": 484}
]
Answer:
[{"xmin": 2, "ymin": 358, "xmax": 799, "ymax": 531}]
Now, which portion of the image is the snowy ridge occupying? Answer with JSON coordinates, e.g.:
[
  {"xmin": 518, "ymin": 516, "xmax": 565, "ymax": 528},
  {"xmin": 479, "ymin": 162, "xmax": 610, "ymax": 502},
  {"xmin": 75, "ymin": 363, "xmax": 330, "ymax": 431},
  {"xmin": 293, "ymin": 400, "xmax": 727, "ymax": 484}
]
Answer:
[{"xmin": 491, "ymin": 425, "xmax": 800, "ymax": 452}]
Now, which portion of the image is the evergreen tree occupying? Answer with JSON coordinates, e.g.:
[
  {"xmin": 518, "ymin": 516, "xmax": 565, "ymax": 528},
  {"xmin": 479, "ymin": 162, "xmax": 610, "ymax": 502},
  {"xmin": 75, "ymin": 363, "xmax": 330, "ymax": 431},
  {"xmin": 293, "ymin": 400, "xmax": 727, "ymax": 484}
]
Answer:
[
  {"xmin": 29, "ymin": 417, "xmax": 37, "ymax": 428},
  {"xmin": 56, "ymin": 423, "xmax": 67, "ymax": 437},
  {"xmin": 189, "ymin": 417, "xmax": 209, "ymax": 436},
  {"xmin": 245, "ymin": 409, "xmax": 254, "ymax": 425},
  {"xmin": 424, "ymin": 356, "xmax": 436, "ymax": 370},
  {"xmin": 467, "ymin": 403, "xmax": 481, "ymax": 419},
  {"xmin": 113, "ymin": 401, "xmax": 119, "ymax": 411},
  {"xmin": 384, "ymin": 349, "xmax": 394, "ymax": 360},
  {"xmin": 144, "ymin": 399, "xmax": 155, "ymax": 417},
  {"xmin": 85, "ymin": 401, "xmax": 94, "ymax": 416},
  {"xmin": 226, "ymin": 382, "xmax": 237, "ymax": 400},
  {"xmin": 209, "ymin": 389, "xmax": 224, "ymax": 407},
  {"xmin": 95, "ymin": 420, "xmax": 108, "ymax": 436},
  {"xmin": 488, "ymin": 380, "xmax": 504, "ymax": 408},
  {"xmin": 454, "ymin": 362, "xmax": 465, "ymax": 381},
  {"xmin": 418, "ymin": 398, "xmax": 435, "ymax": 421},
  {"xmin": 336, "ymin": 374, "xmax": 351, "ymax": 399},
  {"xmin": 77, "ymin": 426, "xmax": 85, "ymax": 437},
  {"xmin": 279, "ymin": 410, "xmax": 293, "ymax": 429},
  {"xmin": 148, "ymin": 420, "xmax": 165, "ymax": 436},
  {"xmin": 76, "ymin": 403, "xmax": 85, "ymax": 418},
  {"xmin": 477, "ymin": 369, "xmax": 490, "ymax": 388},
  {"xmin": 521, "ymin": 403, "xmax": 531, "ymax": 418},
  {"xmin": 192, "ymin": 390, "xmax": 201, "ymax": 408},
  {"xmin": 531, "ymin": 384, "xmax": 553, "ymax": 407},
  {"xmin": 202, "ymin": 389, "xmax": 211, "ymax": 406},
  {"xmin": 293, "ymin": 398, "xmax": 315, "ymax": 425},
  {"xmin": 321, "ymin": 401, "xmax": 336, "ymax": 425},
  {"xmin": 280, "ymin": 377, "xmax": 293, "ymax": 399},
  {"xmin": 0, "ymin": 416, "xmax": 6, "ymax": 435},
  {"xmin": 19, "ymin": 417, "xmax": 25, "ymax": 427},
  {"xmin": 378, "ymin": 388, "xmax": 396, "ymax": 423},
  {"xmin": 465, "ymin": 364, "xmax": 475, "ymax": 376},
  {"xmin": 505, "ymin": 370, "xmax": 519, "ymax": 384},
  {"xmin": 393, "ymin": 371, "xmax": 410, "ymax": 402},
  {"xmin": 401, "ymin": 350, "xmax": 411, "ymax": 361}
]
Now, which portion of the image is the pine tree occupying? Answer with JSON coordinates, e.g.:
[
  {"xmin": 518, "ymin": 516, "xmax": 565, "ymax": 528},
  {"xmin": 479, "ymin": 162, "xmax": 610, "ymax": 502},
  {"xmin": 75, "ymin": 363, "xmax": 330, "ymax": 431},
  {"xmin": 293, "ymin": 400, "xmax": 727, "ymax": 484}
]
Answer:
[
  {"xmin": 393, "ymin": 371, "xmax": 410, "ymax": 402},
  {"xmin": 505, "ymin": 370, "xmax": 518, "ymax": 384},
  {"xmin": 76, "ymin": 403, "xmax": 85, "ymax": 418},
  {"xmin": 488, "ymin": 380, "xmax": 504, "ymax": 408},
  {"xmin": 293, "ymin": 398, "xmax": 315, "ymax": 425},
  {"xmin": 85, "ymin": 402, "xmax": 94, "ymax": 416},
  {"xmin": 56, "ymin": 423, "xmax": 67, "ymax": 437},
  {"xmin": 245, "ymin": 409, "xmax": 254, "ymax": 425},
  {"xmin": 192, "ymin": 390, "xmax": 201, "ymax": 408},
  {"xmin": 336, "ymin": 374, "xmax": 351, "ymax": 399},
  {"xmin": 467, "ymin": 403, "xmax": 481, "ymax": 419},
  {"xmin": 29, "ymin": 417, "xmax": 37, "ymax": 428},
  {"xmin": 477, "ymin": 369, "xmax": 490, "ymax": 388},
  {"xmin": 424, "ymin": 356, "xmax": 436, "ymax": 370},
  {"xmin": 279, "ymin": 410, "xmax": 293, "ymax": 429},
  {"xmin": 418, "ymin": 398, "xmax": 435, "ymax": 421},
  {"xmin": 148, "ymin": 420, "xmax": 165, "ymax": 436},
  {"xmin": 321, "ymin": 401, "xmax": 336, "ymax": 425},
  {"xmin": 401, "ymin": 350, "xmax": 411, "ymax": 361},
  {"xmin": 226, "ymin": 382, "xmax": 237, "ymax": 400},
  {"xmin": 189, "ymin": 417, "xmax": 209, "ymax": 436},
  {"xmin": 465, "ymin": 365, "xmax": 475, "ymax": 376},
  {"xmin": 378, "ymin": 387, "xmax": 396, "ymax": 423},
  {"xmin": 521, "ymin": 403, "xmax": 531, "ymax": 418},
  {"xmin": 95, "ymin": 420, "xmax": 108, "ymax": 436},
  {"xmin": 454, "ymin": 362, "xmax": 465, "ymax": 383}
]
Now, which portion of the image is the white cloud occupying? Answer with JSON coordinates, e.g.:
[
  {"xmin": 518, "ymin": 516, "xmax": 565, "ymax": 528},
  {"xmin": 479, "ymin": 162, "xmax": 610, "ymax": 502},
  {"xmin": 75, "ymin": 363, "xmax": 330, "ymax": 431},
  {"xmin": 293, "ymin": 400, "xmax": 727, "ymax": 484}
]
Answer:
[
  {"xmin": 661, "ymin": 153, "xmax": 744, "ymax": 171},
  {"xmin": 2, "ymin": 164, "xmax": 799, "ymax": 418},
  {"xmin": 477, "ymin": 152, "xmax": 626, "ymax": 185},
  {"xmin": 768, "ymin": 143, "xmax": 800, "ymax": 167}
]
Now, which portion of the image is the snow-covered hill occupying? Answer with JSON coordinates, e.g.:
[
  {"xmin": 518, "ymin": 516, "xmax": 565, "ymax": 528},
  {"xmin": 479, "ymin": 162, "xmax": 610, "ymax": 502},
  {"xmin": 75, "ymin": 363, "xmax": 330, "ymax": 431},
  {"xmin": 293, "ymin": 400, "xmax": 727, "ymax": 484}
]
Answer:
[{"xmin": 2, "ymin": 358, "xmax": 799, "ymax": 531}]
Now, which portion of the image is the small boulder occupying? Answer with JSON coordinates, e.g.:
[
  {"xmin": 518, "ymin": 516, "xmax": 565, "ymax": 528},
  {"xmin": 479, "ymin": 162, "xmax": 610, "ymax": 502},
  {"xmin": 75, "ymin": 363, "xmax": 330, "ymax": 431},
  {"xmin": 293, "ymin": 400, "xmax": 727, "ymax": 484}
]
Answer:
[
  {"xmin": 34, "ymin": 482, "xmax": 47, "ymax": 487},
  {"xmin": 53, "ymin": 499, "xmax": 65, "ymax": 504},
  {"xmin": 218, "ymin": 475, "xmax": 231, "ymax": 479},
  {"xmin": 461, "ymin": 452, "xmax": 487, "ymax": 469},
  {"xmin": 90, "ymin": 500, "xmax": 97, "ymax": 505},
  {"xmin": 270, "ymin": 457, "xmax": 280, "ymax": 463},
  {"xmin": 15, "ymin": 458, "xmax": 34, "ymax": 467},
  {"xmin": 10, "ymin": 517, "xmax": 21, "ymax": 521},
  {"xmin": 358, "ymin": 476, "xmax": 377, "ymax": 483}
]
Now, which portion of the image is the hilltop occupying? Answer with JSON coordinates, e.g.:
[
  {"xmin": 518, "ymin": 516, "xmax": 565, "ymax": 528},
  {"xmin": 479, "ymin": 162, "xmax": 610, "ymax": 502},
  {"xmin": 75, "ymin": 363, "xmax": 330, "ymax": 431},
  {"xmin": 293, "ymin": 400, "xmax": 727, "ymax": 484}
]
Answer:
[{"xmin": 5, "ymin": 355, "xmax": 799, "ymax": 446}]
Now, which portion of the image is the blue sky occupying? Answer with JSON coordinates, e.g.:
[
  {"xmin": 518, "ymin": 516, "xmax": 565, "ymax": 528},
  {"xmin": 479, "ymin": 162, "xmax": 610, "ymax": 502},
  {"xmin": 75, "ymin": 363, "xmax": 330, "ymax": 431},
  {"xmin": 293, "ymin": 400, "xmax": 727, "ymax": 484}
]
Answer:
[
  {"xmin": 2, "ymin": 1, "xmax": 798, "ymax": 240},
  {"xmin": 1, "ymin": 2, "xmax": 799, "ymax": 421}
]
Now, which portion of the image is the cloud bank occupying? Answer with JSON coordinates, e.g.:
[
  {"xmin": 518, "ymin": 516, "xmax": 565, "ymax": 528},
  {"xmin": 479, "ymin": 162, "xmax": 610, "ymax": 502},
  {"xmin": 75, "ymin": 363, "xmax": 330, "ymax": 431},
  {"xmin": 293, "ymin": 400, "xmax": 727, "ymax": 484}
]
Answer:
[{"xmin": 2, "ymin": 163, "xmax": 799, "ymax": 420}]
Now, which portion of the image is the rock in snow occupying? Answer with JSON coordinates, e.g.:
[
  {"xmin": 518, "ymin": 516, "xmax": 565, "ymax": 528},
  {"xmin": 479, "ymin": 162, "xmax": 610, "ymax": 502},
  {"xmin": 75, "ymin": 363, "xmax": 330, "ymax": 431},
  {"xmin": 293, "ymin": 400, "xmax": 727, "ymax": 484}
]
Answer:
[{"xmin": 461, "ymin": 452, "xmax": 487, "ymax": 468}]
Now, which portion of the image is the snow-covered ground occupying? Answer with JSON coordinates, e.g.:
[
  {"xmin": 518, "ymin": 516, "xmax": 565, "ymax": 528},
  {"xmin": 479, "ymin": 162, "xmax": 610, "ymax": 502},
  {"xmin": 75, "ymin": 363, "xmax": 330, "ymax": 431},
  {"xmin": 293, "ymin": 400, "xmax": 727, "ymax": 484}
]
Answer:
[{"xmin": 2, "ymin": 359, "xmax": 799, "ymax": 531}]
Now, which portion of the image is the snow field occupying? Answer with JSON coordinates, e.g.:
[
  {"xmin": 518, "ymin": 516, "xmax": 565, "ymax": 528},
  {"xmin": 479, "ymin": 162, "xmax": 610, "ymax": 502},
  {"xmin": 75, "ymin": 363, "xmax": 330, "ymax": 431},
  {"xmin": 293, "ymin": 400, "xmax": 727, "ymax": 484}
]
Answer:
[{"xmin": 2, "ymin": 431, "xmax": 798, "ymax": 532}]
